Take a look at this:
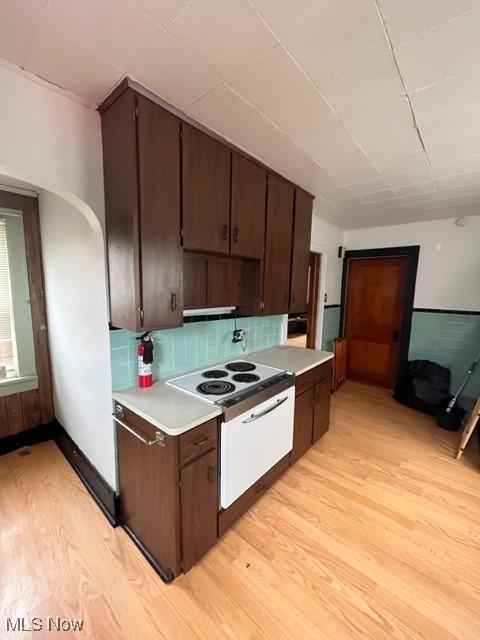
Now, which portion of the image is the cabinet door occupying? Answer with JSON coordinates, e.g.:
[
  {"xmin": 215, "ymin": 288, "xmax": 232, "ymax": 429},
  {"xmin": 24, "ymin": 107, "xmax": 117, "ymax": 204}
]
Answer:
[
  {"xmin": 263, "ymin": 175, "xmax": 294, "ymax": 314},
  {"xmin": 182, "ymin": 124, "xmax": 231, "ymax": 254},
  {"xmin": 138, "ymin": 96, "xmax": 182, "ymax": 329},
  {"xmin": 289, "ymin": 189, "xmax": 313, "ymax": 313},
  {"xmin": 290, "ymin": 386, "xmax": 314, "ymax": 465},
  {"xmin": 231, "ymin": 154, "xmax": 266, "ymax": 259},
  {"xmin": 116, "ymin": 405, "xmax": 181, "ymax": 579},
  {"xmin": 181, "ymin": 448, "xmax": 218, "ymax": 572},
  {"xmin": 183, "ymin": 253, "xmax": 207, "ymax": 309},
  {"xmin": 207, "ymin": 256, "xmax": 242, "ymax": 307},
  {"xmin": 101, "ymin": 89, "xmax": 140, "ymax": 330},
  {"xmin": 312, "ymin": 377, "xmax": 331, "ymax": 443}
]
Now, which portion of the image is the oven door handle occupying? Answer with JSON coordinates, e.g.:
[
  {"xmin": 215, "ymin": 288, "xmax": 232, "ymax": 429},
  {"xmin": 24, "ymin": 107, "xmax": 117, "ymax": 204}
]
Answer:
[{"xmin": 242, "ymin": 396, "xmax": 289, "ymax": 423}]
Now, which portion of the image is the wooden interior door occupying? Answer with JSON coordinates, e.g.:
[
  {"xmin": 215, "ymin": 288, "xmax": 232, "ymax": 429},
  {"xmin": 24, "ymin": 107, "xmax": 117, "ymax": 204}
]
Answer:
[
  {"xmin": 345, "ymin": 257, "xmax": 407, "ymax": 388},
  {"xmin": 182, "ymin": 124, "xmax": 231, "ymax": 254}
]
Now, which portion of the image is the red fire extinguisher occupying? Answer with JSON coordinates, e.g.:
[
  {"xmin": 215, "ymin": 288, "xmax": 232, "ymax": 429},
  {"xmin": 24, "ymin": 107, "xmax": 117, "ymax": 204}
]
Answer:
[{"xmin": 137, "ymin": 332, "xmax": 154, "ymax": 388}]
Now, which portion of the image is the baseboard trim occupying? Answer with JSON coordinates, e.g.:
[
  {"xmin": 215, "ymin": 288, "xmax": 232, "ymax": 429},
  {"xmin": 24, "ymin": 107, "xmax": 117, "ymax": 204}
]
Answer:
[
  {"xmin": 0, "ymin": 422, "xmax": 59, "ymax": 457},
  {"xmin": 55, "ymin": 425, "xmax": 119, "ymax": 527},
  {"xmin": 0, "ymin": 420, "xmax": 119, "ymax": 527},
  {"xmin": 123, "ymin": 524, "xmax": 175, "ymax": 584}
]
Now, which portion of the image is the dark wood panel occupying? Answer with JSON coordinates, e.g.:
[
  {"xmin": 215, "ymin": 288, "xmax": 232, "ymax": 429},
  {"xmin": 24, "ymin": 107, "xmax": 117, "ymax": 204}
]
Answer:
[
  {"xmin": 21, "ymin": 389, "xmax": 41, "ymax": 430},
  {"xmin": 101, "ymin": 89, "xmax": 140, "ymax": 330},
  {"xmin": 315, "ymin": 360, "xmax": 332, "ymax": 383},
  {"xmin": 263, "ymin": 175, "xmax": 294, "ymax": 314},
  {"xmin": 218, "ymin": 454, "xmax": 289, "ymax": 536},
  {"xmin": 0, "ymin": 397, "xmax": 8, "ymax": 437},
  {"xmin": 20, "ymin": 195, "xmax": 54, "ymax": 424},
  {"xmin": 332, "ymin": 337, "xmax": 347, "ymax": 392},
  {"xmin": 179, "ymin": 418, "xmax": 217, "ymax": 467},
  {"xmin": 182, "ymin": 124, "xmax": 231, "ymax": 254},
  {"xmin": 137, "ymin": 95, "xmax": 183, "ymax": 329},
  {"xmin": 5, "ymin": 394, "xmax": 24, "ymax": 435},
  {"xmin": 312, "ymin": 377, "xmax": 331, "ymax": 442},
  {"xmin": 180, "ymin": 448, "xmax": 218, "ymax": 572},
  {"xmin": 295, "ymin": 368, "xmax": 315, "ymax": 396},
  {"xmin": 290, "ymin": 387, "xmax": 314, "ymax": 465},
  {"xmin": 207, "ymin": 256, "xmax": 242, "ymax": 307},
  {"xmin": 289, "ymin": 189, "xmax": 313, "ymax": 313},
  {"xmin": 116, "ymin": 404, "xmax": 181, "ymax": 577},
  {"xmin": 231, "ymin": 153, "xmax": 266, "ymax": 259},
  {"xmin": 183, "ymin": 253, "xmax": 208, "ymax": 309}
]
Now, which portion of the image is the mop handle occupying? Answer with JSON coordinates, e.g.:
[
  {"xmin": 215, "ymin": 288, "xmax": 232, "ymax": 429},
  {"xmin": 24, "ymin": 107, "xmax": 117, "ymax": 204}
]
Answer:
[{"xmin": 446, "ymin": 353, "xmax": 480, "ymax": 412}]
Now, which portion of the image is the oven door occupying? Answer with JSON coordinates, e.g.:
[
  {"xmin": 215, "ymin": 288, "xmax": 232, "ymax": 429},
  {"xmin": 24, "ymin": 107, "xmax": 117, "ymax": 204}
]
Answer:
[{"xmin": 220, "ymin": 386, "xmax": 295, "ymax": 509}]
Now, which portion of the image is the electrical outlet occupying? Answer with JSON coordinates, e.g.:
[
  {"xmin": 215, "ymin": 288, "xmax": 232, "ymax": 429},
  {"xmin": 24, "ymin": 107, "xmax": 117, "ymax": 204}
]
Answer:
[{"xmin": 324, "ymin": 293, "xmax": 328, "ymax": 303}]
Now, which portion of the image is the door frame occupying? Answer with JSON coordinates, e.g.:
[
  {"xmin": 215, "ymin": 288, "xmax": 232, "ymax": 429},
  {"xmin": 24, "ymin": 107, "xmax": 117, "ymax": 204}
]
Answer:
[
  {"xmin": 306, "ymin": 252, "xmax": 321, "ymax": 349},
  {"xmin": 339, "ymin": 246, "xmax": 420, "ymax": 393}
]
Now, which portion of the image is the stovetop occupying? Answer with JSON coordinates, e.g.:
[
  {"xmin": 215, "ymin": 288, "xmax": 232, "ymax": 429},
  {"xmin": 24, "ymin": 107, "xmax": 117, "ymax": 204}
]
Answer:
[{"xmin": 166, "ymin": 360, "xmax": 289, "ymax": 405}]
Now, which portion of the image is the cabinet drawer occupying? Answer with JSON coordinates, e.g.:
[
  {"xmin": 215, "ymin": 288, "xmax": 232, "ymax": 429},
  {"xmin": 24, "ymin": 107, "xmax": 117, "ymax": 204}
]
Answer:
[
  {"xmin": 218, "ymin": 454, "xmax": 289, "ymax": 536},
  {"xmin": 295, "ymin": 368, "xmax": 315, "ymax": 395},
  {"xmin": 179, "ymin": 418, "xmax": 217, "ymax": 467},
  {"xmin": 315, "ymin": 360, "xmax": 332, "ymax": 383}
]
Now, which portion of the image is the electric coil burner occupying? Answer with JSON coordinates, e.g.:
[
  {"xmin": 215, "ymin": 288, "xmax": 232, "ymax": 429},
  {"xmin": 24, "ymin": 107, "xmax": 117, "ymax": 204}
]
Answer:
[
  {"xmin": 225, "ymin": 361, "xmax": 256, "ymax": 372},
  {"xmin": 232, "ymin": 373, "xmax": 260, "ymax": 383},
  {"xmin": 202, "ymin": 369, "xmax": 228, "ymax": 379},
  {"xmin": 167, "ymin": 359, "xmax": 292, "ymax": 411},
  {"xmin": 196, "ymin": 380, "xmax": 236, "ymax": 396}
]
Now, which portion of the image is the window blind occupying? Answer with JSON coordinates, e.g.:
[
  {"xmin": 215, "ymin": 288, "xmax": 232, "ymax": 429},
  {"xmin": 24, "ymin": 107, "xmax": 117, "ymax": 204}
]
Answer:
[{"xmin": 0, "ymin": 219, "xmax": 15, "ymax": 373}]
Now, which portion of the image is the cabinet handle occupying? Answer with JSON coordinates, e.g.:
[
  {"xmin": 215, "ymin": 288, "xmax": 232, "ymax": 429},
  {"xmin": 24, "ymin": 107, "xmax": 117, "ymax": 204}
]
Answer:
[
  {"xmin": 208, "ymin": 464, "xmax": 215, "ymax": 482},
  {"xmin": 193, "ymin": 435, "xmax": 209, "ymax": 447},
  {"xmin": 222, "ymin": 224, "xmax": 229, "ymax": 242},
  {"xmin": 233, "ymin": 226, "xmax": 239, "ymax": 243},
  {"xmin": 171, "ymin": 291, "xmax": 177, "ymax": 311}
]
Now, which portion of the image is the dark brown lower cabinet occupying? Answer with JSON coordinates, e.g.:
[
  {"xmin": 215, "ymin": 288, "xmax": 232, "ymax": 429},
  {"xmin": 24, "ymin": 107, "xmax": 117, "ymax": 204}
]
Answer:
[
  {"xmin": 290, "ymin": 387, "xmax": 314, "ymax": 465},
  {"xmin": 291, "ymin": 360, "xmax": 332, "ymax": 465},
  {"xmin": 313, "ymin": 377, "xmax": 331, "ymax": 443},
  {"xmin": 116, "ymin": 405, "xmax": 181, "ymax": 580},
  {"xmin": 180, "ymin": 448, "xmax": 218, "ymax": 571}
]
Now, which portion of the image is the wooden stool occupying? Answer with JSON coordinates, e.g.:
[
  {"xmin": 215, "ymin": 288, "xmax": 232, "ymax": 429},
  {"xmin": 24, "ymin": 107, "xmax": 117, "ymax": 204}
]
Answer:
[{"xmin": 456, "ymin": 398, "xmax": 480, "ymax": 460}]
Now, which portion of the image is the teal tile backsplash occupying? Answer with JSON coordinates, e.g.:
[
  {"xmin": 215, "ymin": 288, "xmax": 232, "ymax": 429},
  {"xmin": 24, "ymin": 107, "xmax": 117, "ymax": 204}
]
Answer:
[
  {"xmin": 110, "ymin": 315, "xmax": 285, "ymax": 391},
  {"xmin": 321, "ymin": 306, "xmax": 340, "ymax": 351},
  {"xmin": 409, "ymin": 311, "xmax": 480, "ymax": 398}
]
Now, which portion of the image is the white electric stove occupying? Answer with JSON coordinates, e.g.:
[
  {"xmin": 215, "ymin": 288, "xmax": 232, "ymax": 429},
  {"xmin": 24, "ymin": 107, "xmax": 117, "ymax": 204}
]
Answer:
[{"xmin": 167, "ymin": 360, "xmax": 296, "ymax": 509}]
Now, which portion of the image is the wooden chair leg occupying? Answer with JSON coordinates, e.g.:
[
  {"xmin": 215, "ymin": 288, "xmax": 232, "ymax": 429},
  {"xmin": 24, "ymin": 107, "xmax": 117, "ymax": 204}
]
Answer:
[{"xmin": 456, "ymin": 399, "xmax": 480, "ymax": 460}]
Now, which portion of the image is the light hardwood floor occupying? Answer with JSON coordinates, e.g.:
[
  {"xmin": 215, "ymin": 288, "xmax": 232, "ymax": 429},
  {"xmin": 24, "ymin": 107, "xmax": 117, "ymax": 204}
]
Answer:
[{"xmin": 1, "ymin": 382, "xmax": 479, "ymax": 640}]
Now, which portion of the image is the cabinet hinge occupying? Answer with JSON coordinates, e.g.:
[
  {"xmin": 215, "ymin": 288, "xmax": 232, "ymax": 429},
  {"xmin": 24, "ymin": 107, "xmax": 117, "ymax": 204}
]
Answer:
[
  {"xmin": 180, "ymin": 228, "xmax": 184, "ymax": 241},
  {"xmin": 260, "ymin": 301, "xmax": 265, "ymax": 311},
  {"xmin": 138, "ymin": 308, "xmax": 144, "ymax": 320},
  {"xmin": 134, "ymin": 104, "xmax": 138, "ymax": 120}
]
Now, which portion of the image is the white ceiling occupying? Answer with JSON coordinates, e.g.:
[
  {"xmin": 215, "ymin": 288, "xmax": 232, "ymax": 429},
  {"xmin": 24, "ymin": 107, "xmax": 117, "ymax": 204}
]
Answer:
[{"xmin": 1, "ymin": 0, "xmax": 480, "ymax": 229}]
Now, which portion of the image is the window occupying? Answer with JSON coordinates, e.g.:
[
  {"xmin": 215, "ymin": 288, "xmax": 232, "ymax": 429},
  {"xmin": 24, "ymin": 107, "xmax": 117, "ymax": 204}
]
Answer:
[{"xmin": 0, "ymin": 209, "xmax": 37, "ymax": 381}]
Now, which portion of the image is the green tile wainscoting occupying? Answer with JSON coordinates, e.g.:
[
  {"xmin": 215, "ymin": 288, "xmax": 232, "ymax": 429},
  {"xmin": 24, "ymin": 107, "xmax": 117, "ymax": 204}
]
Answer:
[
  {"xmin": 409, "ymin": 311, "xmax": 480, "ymax": 399},
  {"xmin": 110, "ymin": 315, "xmax": 285, "ymax": 391},
  {"xmin": 321, "ymin": 306, "xmax": 341, "ymax": 352}
]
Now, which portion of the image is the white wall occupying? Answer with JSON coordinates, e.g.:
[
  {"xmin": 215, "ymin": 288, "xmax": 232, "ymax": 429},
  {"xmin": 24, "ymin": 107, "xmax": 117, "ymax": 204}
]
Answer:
[
  {"xmin": 0, "ymin": 63, "xmax": 115, "ymax": 487},
  {"xmin": 310, "ymin": 213, "xmax": 346, "ymax": 306},
  {"xmin": 346, "ymin": 215, "xmax": 480, "ymax": 311},
  {"xmin": 39, "ymin": 192, "xmax": 114, "ymax": 487}
]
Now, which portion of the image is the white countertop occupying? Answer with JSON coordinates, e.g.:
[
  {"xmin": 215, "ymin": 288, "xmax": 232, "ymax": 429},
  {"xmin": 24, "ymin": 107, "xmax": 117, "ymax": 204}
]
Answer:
[
  {"xmin": 246, "ymin": 345, "xmax": 333, "ymax": 376},
  {"xmin": 112, "ymin": 346, "xmax": 333, "ymax": 436}
]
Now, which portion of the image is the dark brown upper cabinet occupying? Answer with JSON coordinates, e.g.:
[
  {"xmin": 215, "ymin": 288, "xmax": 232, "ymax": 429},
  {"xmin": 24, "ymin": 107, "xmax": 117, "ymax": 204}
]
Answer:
[
  {"xmin": 289, "ymin": 188, "xmax": 314, "ymax": 314},
  {"xmin": 263, "ymin": 174, "xmax": 295, "ymax": 315},
  {"xmin": 182, "ymin": 124, "xmax": 231, "ymax": 254},
  {"xmin": 231, "ymin": 153, "xmax": 266, "ymax": 259},
  {"xmin": 101, "ymin": 90, "xmax": 182, "ymax": 331}
]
